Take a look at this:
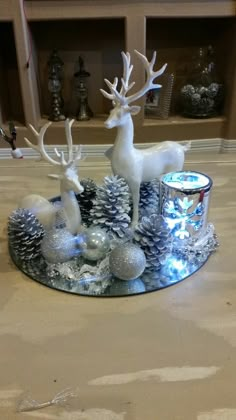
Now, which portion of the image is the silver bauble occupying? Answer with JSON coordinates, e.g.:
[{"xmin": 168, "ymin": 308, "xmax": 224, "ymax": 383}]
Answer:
[
  {"xmin": 41, "ymin": 229, "xmax": 85, "ymax": 264},
  {"xmin": 109, "ymin": 278, "xmax": 146, "ymax": 295},
  {"xmin": 8, "ymin": 208, "xmax": 44, "ymax": 261},
  {"xmin": 82, "ymin": 226, "xmax": 110, "ymax": 261},
  {"xmin": 109, "ymin": 243, "xmax": 146, "ymax": 281}
]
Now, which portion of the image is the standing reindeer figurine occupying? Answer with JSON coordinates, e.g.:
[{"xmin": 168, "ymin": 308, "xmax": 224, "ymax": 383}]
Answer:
[
  {"xmin": 101, "ymin": 50, "xmax": 190, "ymax": 226},
  {"xmin": 20, "ymin": 119, "xmax": 84, "ymax": 235}
]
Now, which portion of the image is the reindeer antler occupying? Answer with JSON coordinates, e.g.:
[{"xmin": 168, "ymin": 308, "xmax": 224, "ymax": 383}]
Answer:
[
  {"xmin": 64, "ymin": 118, "xmax": 74, "ymax": 162},
  {"xmin": 100, "ymin": 50, "xmax": 167, "ymax": 106},
  {"xmin": 24, "ymin": 119, "xmax": 82, "ymax": 168},
  {"xmin": 120, "ymin": 52, "xmax": 135, "ymax": 96},
  {"xmin": 101, "ymin": 77, "xmax": 119, "ymax": 103},
  {"xmin": 24, "ymin": 121, "xmax": 62, "ymax": 166},
  {"xmin": 126, "ymin": 50, "xmax": 167, "ymax": 104},
  {"xmin": 54, "ymin": 119, "xmax": 77, "ymax": 167}
]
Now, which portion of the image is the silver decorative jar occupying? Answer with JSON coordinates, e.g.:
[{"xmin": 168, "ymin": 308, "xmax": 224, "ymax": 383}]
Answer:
[
  {"xmin": 160, "ymin": 171, "xmax": 213, "ymax": 241},
  {"xmin": 180, "ymin": 46, "xmax": 224, "ymax": 118}
]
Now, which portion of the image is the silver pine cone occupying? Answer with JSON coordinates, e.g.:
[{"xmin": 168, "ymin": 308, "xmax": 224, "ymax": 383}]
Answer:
[
  {"xmin": 134, "ymin": 214, "xmax": 172, "ymax": 272},
  {"xmin": 8, "ymin": 208, "xmax": 45, "ymax": 261},
  {"xmin": 90, "ymin": 175, "xmax": 131, "ymax": 238},
  {"xmin": 139, "ymin": 179, "xmax": 160, "ymax": 218},
  {"xmin": 77, "ymin": 178, "xmax": 97, "ymax": 226}
]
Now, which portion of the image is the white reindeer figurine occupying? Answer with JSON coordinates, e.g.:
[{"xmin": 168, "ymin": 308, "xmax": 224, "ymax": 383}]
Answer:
[
  {"xmin": 101, "ymin": 50, "xmax": 190, "ymax": 226},
  {"xmin": 20, "ymin": 119, "xmax": 84, "ymax": 235}
]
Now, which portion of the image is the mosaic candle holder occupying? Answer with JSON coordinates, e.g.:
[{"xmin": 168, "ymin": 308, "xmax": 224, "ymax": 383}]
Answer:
[{"xmin": 160, "ymin": 171, "xmax": 213, "ymax": 240}]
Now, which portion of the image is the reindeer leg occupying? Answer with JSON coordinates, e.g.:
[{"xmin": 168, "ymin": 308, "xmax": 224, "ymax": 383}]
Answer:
[{"xmin": 130, "ymin": 182, "xmax": 140, "ymax": 229}]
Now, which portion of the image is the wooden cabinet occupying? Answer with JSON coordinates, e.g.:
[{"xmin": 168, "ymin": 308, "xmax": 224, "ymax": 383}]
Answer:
[
  {"xmin": 0, "ymin": 0, "xmax": 235, "ymax": 147},
  {"xmin": 0, "ymin": 22, "xmax": 25, "ymax": 125}
]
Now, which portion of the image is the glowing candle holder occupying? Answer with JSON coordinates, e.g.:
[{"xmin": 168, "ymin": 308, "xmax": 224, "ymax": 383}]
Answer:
[{"xmin": 160, "ymin": 171, "xmax": 213, "ymax": 240}]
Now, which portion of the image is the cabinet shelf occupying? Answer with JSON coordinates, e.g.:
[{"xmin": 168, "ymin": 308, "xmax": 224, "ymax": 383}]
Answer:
[
  {"xmin": 35, "ymin": 115, "xmax": 226, "ymax": 146},
  {"xmin": 24, "ymin": 1, "xmax": 236, "ymax": 20},
  {"xmin": 39, "ymin": 115, "xmax": 107, "ymax": 128},
  {"xmin": 30, "ymin": 18, "xmax": 125, "ymax": 120},
  {"xmin": 0, "ymin": 0, "xmax": 236, "ymax": 150},
  {"xmin": 146, "ymin": 17, "xmax": 235, "ymax": 119},
  {"xmin": 144, "ymin": 115, "xmax": 225, "ymax": 126},
  {"xmin": 142, "ymin": 116, "xmax": 225, "ymax": 142}
]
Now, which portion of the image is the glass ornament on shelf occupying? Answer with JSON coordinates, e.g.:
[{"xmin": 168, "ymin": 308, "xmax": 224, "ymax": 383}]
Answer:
[
  {"xmin": 47, "ymin": 49, "xmax": 66, "ymax": 121},
  {"xmin": 74, "ymin": 56, "xmax": 93, "ymax": 121},
  {"xmin": 180, "ymin": 46, "xmax": 224, "ymax": 118}
]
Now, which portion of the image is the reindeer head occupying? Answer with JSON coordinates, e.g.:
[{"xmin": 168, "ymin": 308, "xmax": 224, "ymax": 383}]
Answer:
[
  {"xmin": 104, "ymin": 103, "xmax": 140, "ymax": 129},
  {"xmin": 101, "ymin": 50, "xmax": 167, "ymax": 129},
  {"xmin": 48, "ymin": 162, "xmax": 84, "ymax": 194},
  {"xmin": 24, "ymin": 119, "xmax": 84, "ymax": 194}
]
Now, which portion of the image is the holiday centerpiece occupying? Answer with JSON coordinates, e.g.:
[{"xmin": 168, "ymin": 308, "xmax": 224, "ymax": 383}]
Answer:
[{"xmin": 8, "ymin": 50, "xmax": 218, "ymax": 297}]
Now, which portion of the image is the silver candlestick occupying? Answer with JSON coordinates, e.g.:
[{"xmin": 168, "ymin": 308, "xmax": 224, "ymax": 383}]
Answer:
[
  {"xmin": 74, "ymin": 56, "xmax": 93, "ymax": 121},
  {"xmin": 47, "ymin": 50, "xmax": 66, "ymax": 122}
]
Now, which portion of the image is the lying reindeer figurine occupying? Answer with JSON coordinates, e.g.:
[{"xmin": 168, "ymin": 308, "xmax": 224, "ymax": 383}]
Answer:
[
  {"xmin": 20, "ymin": 119, "xmax": 84, "ymax": 235},
  {"xmin": 101, "ymin": 50, "xmax": 190, "ymax": 226}
]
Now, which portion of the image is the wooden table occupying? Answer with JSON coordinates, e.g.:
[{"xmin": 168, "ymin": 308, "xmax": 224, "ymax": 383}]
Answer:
[{"xmin": 0, "ymin": 154, "xmax": 236, "ymax": 420}]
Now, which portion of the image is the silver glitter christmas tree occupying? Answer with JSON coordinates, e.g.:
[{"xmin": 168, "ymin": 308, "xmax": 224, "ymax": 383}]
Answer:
[
  {"xmin": 90, "ymin": 175, "xmax": 131, "ymax": 238},
  {"xmin": 77, "ymin": 178, "xmax": 97, "ymax": 226},
  {"xmin": 8, "ymin": 209, "xmax": 45, "ymax": 261},
  {"xmin": 134, "ymin": 214, "xmax": 172, "ymax": 272},
  {"xmin": 139, "ymin": 179, "xmax": 160, "ymax": 219}
]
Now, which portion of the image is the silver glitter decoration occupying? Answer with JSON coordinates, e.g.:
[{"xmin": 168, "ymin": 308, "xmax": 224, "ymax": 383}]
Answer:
[
  {"xmin": 41, "ymin": 229, "xmax": 86, "ymax": 264},
  {"xmin": 172, "ymin": 222, "xmax": 219, "ymax": 264},
  {"xmin": 52, "ymin": 201, "xmax": 67, "ymax": 229},
  {"xmin": 45, "ymin": 255, "xmax": 112, "ymax": 295},
  {"xmin": 109, "ymin": 243, "xmax": 146, "ymax": 281},
  {"xmin": 82, "ymin": 226, "xmax": 110, "ymax": 261},
  {"xmin": 46, "ymin": 258, "xmax": 81, "ymax": 280}
]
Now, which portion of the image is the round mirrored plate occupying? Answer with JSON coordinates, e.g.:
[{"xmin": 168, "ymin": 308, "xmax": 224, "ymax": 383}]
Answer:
[{"xmin": 9, "ymin": 244, "xmax": 211, "ymax": 297}]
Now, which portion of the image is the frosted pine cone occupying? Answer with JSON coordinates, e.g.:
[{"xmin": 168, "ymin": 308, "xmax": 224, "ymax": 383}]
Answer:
[
  {"xmin": 139, "ymin": 179, "xmax": 160, "ymax": 218},
  {"xmin": 77, "ymin": 178, "xmax": 97, "ymax": 226},
  {"xmin": 134, "ymin": 214, "xmax": 172, "ymax": 272},
  {"xmin": 90, "ymin": 175, "xmax": 131, "ymax": 239},
  {"xmin": 8, "ymin": 208, "xmax": 45, "ymax": 261}
]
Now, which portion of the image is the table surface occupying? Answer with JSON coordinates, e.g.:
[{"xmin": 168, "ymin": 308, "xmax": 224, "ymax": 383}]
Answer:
[{"xmin": 0, "ymin": 153, "xmax": 236, "ymax": 420}]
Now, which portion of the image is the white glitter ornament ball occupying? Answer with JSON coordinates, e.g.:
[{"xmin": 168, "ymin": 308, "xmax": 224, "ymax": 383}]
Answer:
[
  {"xmin": 82, "ymin": 226, "xmax": 110, "ymax": 261},
  {"xmin": 109, "ymin": 243, "xmax": 146, "ymax": 281},
  {"xmin": 19, "ymin": 194, "xmax": 56, "ymax": 229},
  {"xmin": 41, "ymin": 229, "xmax": 85, "ymax": 264}
]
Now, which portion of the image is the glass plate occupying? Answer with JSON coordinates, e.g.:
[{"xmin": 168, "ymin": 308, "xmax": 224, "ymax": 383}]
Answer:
[{"xmin": 9, "ymin": 244, "xmax": 211, "ymax": 297}]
